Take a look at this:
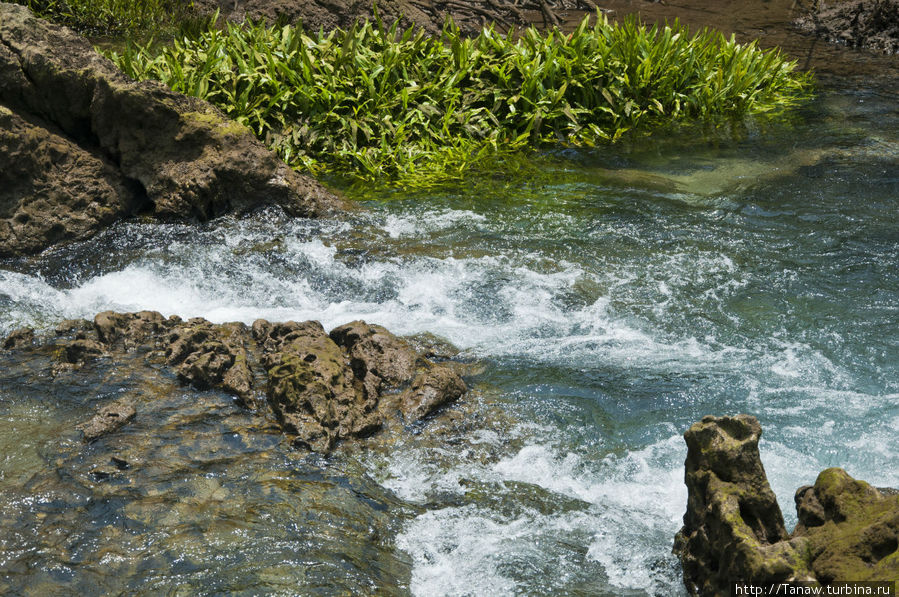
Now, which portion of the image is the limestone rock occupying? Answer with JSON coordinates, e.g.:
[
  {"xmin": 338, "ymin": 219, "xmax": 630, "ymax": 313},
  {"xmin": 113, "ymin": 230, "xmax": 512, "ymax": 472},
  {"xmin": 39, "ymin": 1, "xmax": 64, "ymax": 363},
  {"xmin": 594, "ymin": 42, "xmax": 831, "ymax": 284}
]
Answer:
[
  {"xmin": 5, "ymin": 312, "xmax": 467, "ymax": 452},
  {"xmin": 260, "ymin": 321, "xmax": 370, "ymax": 452},
  {"xmin": 0, "ymin": 3, "xmax": 341, "ymax": 257},
  {"xmin": 674, "ymin": 415, "xmax": 807, "ymax": 595},
  {"xmin": 77, "ymin": 397, "xmax": 136, "ymax": 442},
  {"xmin": 2, "ymin": 326, "xmax": 34, "ymax": 349},
  {"xmin": 794, "ymin": 468, "xmax": 899, "ymax": 583},
  {"xmin": 94, "ymin": 310, "xmax": 173, "ymax": 349},
  {"xmin": 675, "ymin": 415, "xmax": 899, "ymax": 595},
  {"xmin": 330, "ymin": 320, "xmax": 419, "ymax": 387},
  {"xmin": 400, "ymin": 364, "xmax": 467, "ymax": 423}
]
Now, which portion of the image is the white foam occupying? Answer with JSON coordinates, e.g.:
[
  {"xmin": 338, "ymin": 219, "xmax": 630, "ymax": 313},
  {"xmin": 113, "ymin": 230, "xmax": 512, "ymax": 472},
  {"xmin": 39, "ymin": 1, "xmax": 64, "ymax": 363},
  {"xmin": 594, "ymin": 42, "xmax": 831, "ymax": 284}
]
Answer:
[
  {"xmin": 376, "ymin": 430, "xmax": 687, "ymax": 596},
  {"xmin": 383, "ymin": 209, "xmax": 487, "ymax": 239}
]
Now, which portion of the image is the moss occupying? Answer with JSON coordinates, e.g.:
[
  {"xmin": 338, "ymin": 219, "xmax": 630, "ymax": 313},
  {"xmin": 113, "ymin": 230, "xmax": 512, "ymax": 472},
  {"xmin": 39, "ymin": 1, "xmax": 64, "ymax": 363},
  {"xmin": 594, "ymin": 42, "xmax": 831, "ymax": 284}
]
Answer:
[{"xmin": 797, "ymin": 470, "xmax": 899, "ymax": 582}]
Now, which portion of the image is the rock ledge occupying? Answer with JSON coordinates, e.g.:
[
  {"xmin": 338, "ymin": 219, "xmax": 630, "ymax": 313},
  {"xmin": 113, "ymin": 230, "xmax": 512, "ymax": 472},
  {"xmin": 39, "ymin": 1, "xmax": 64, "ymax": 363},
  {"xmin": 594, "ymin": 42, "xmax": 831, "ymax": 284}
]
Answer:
[
  {"xmin": 0, "ymin": 2, "xmax": 341, "ymax": 257},
  {"xmin": 4, "ymin": 312, "xmax": 467, "ymax": 452}
]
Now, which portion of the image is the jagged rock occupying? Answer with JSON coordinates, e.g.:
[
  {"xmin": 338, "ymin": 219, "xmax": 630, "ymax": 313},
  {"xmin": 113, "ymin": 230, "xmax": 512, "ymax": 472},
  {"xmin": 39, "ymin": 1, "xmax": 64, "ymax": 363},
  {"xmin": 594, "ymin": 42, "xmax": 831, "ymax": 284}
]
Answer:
[
  {"xmin": 259, "ymin": 321, "xmax": 381, "ymax": 452},
  {"xmin": 0, "ymin": 106, "xmax": 136, "ymax": 254},
  {"xmin": 54, "ymin": 318, "xmax": 93, "ymax": 335},
  {"xmin": 2, "ymin": 326, "xmax": 34, "ymax": 349},
  {"xmin": 400, "ymin": 364, "xmax": 468, "ymax": 423},
  {"xmin": 5, "ymin": 311, "xmax": 468, "ymax": 452},
  {"xmin": 95, "ymin": 310, "xmax": 174, "ymax": 349},
  {"xmin": 164, "ymin": 319, "xmax": 253, "ymax": 401},
  {"xmin": 675, "ymin": 415, "xmax": 899, "ymax": 595},
  {"xmin": 0, "ymin": 3, "xmax": 341, "ymax": 257},
  {"xmin": 674, "ymin": 415, "xmax": 807, "ymax": 596},
  {"xmin": 60, "ymin": 337, "xmax": 105, "ymax": 365},
  {"xmin": 330, "ymin": 320, "xmax": 419, "ymax": 386},
  {"xmin": 77, "ymin": 397, "xmax": 136, "ymax": 442}
]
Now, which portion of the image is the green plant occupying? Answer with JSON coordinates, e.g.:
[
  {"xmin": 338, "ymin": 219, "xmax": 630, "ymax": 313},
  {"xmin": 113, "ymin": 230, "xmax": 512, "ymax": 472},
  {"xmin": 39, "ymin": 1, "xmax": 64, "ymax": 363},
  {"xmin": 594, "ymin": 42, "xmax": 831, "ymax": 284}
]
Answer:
[
  {"xmin": 107, "ymin": 13, "xmax": 813, "ymax": 187},
  {"xmin": 16, "ymin": 0, "xmax": 203, "ymax": 39}
]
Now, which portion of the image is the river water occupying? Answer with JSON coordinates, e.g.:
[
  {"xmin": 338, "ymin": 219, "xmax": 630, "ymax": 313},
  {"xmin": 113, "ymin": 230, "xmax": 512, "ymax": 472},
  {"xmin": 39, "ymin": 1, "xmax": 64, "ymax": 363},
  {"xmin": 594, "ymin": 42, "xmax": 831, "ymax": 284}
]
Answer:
[{"xmin": 0, "ymin": 84, "xmax": 897, "ymax": 595}]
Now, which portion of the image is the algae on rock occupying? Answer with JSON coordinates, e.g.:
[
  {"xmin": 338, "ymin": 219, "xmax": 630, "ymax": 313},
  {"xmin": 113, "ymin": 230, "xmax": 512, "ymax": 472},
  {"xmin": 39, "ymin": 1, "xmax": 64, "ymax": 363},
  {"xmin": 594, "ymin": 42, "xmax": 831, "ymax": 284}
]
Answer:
[{"xmin": 675, "ymin": 415, "xmax": 898, "ymax": 595}]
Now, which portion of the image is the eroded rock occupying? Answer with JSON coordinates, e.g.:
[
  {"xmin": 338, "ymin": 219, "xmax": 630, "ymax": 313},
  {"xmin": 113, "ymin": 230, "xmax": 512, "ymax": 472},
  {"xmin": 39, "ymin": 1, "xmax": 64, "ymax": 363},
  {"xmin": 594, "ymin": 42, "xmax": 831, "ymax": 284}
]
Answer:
[
  {"xmin": 794, "ymin": 468, "xmax": 899, "ymax": 583},
  {"xmin": 400, "ymin": 364, "xmax": 468, "ymax": 423},
  {"xmin": 8, "ymin": 311, "xmax": 467, "ymax": 452},
  {"xmin": 77, "ymin": 397, "xmax": 136, "ymax": 442},
  {"xmin": 330, "ymin": 320, "xmax": 419, "ymax": 387},
  {"xmin": 675, "ymin": 415, "xmax": 899, "ymax": 595},
  {"xmin": 260, "ymin": 321, "xmax": 372, "ymax": 452},
  {"xmin": 2, "ymin": 326, "xmax": 34, "ymax": 349},
  {"xmin": 0, "ymin": 3, "xmax": 341, "ymax": 257}
]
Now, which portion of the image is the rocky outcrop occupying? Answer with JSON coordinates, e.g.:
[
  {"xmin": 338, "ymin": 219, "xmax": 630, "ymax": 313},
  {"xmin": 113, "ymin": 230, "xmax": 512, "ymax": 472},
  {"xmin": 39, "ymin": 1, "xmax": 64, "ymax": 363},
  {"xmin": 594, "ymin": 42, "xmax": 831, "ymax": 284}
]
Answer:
[
  {"xmin": 3, "ymin": 312, "xmax": 467, "ymax": 452},
  {"xmin": 795, "ymin": 468, "xmax": 899, "ymax": 584},
  {"xmin": 673, "ymin": 415, "xmax": 810, "ymax": 594},
  {"xmin": 0, "ymin": 3, "xmax": 341, "ymax": 257},
  {"xmin": 796, "ymin": 0, "xmax": 899, "ymax": 55},
  {"xmin": 675, "ymin": 415, "xmax": 899, "ymax": 595}
]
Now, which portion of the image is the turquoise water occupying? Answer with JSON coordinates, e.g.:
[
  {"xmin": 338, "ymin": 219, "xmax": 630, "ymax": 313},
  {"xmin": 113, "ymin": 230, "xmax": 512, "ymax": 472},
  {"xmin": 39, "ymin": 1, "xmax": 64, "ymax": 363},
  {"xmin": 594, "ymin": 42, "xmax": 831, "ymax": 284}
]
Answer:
[{"xmin": 0, "ymin": 86, "xmax": 897, "ymax": 595}]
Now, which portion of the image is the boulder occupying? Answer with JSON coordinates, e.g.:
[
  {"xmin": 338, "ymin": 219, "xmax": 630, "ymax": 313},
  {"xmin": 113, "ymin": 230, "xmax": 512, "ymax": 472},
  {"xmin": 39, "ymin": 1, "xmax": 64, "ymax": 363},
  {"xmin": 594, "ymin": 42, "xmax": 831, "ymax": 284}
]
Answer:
[
  {"xmin": 0, "ymin": 2, "xmax": 341, "ymax": 257},
  {"xmin": 794, "ymin": 468, "xmax": 899, "ymax": 584},
  {"xmin": 674, "ymin": 415, "xmax": 808, "ymax": 595},
  {"xmin": 400, "ymin": 364, "xmax": 467, "ymax": 423},
  {"xmin": 330, "ymin": 320, "xmax": 419, "ymax": 387},
  {"xmin": 259, "ymin": 320, "xmax": 374, "ymax": 452},
  {"xmin": 675, "ymin": 415, "xmax": 899, "ymax": 595},
  {"xmin": 2, "ymin": 326, "xmax": 34, "ymax": 349}
]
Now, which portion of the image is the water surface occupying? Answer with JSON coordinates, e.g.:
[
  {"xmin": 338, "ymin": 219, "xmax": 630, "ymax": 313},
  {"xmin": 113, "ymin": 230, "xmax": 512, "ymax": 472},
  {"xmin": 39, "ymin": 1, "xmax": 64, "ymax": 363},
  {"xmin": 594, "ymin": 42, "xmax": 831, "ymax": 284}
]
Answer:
[{"xmin": 1, "ymin": 86, "xmax": 897, "ymax": 595}]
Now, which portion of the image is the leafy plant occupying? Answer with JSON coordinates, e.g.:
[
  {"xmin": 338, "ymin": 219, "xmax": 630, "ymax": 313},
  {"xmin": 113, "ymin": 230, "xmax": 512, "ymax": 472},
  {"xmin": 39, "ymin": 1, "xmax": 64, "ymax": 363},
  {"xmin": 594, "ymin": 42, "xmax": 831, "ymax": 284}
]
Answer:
[
  {"xmin": 15, "ymin": 0, "xmax": 204, "ymax": 39},
  {"xmin": 107, "ymin": 13, "xmax": 813, "ymax": 187}
]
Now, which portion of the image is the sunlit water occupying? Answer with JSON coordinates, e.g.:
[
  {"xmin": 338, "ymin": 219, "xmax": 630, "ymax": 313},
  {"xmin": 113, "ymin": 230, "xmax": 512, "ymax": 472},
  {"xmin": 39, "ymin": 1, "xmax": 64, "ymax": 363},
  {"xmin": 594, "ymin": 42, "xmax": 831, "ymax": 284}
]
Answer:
[{"xmin": 1, "ymin": 87, "xmax": 897, "ymax": 595}]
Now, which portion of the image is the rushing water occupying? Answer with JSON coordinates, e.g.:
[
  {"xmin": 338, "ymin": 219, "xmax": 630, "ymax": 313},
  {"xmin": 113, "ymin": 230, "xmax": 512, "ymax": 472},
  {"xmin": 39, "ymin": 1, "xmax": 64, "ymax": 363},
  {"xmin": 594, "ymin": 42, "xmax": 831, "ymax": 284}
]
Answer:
[{"xmin": 1, "ymin": 86, "xmax": 897, "ymax": 595}]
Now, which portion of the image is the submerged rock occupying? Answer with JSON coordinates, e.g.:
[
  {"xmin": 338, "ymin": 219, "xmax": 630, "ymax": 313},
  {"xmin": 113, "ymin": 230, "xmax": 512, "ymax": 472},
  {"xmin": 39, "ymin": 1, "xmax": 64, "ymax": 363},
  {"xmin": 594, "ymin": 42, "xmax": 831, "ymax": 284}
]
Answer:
[
  {"xmin": 0, "ymin": 3, "xmax": 340, "ymax": 257},
  {"xmin": 77, "ymin": 397, "xmax": 136, "ymax": 442},
  {"xmin": 5, "ymin": 312, "xmax": 468, "ymax": 453},
  {"xmin": 675, "ymin": 415, "xmax": 899, "ymax": 595}
]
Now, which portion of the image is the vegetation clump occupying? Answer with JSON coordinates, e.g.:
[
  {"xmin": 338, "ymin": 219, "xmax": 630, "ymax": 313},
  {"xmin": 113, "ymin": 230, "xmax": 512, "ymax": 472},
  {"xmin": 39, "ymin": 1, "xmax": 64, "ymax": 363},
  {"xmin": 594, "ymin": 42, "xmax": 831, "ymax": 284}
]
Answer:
[
  {"xmin": 108, "ymin": 13, "xmax": 813, "ymax": 186},
  {"xmin": 13, "ymin": 0, "xmax": 202, "ymax": 38}
]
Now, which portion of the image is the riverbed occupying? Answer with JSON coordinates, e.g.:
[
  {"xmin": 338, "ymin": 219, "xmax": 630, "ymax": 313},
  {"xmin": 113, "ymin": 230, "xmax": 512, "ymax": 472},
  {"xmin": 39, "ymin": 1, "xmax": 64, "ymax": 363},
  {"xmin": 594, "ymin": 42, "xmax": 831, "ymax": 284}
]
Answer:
[{"xmin": 1, "ymin": 79, "xmax": 898, "ymax": 594}]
